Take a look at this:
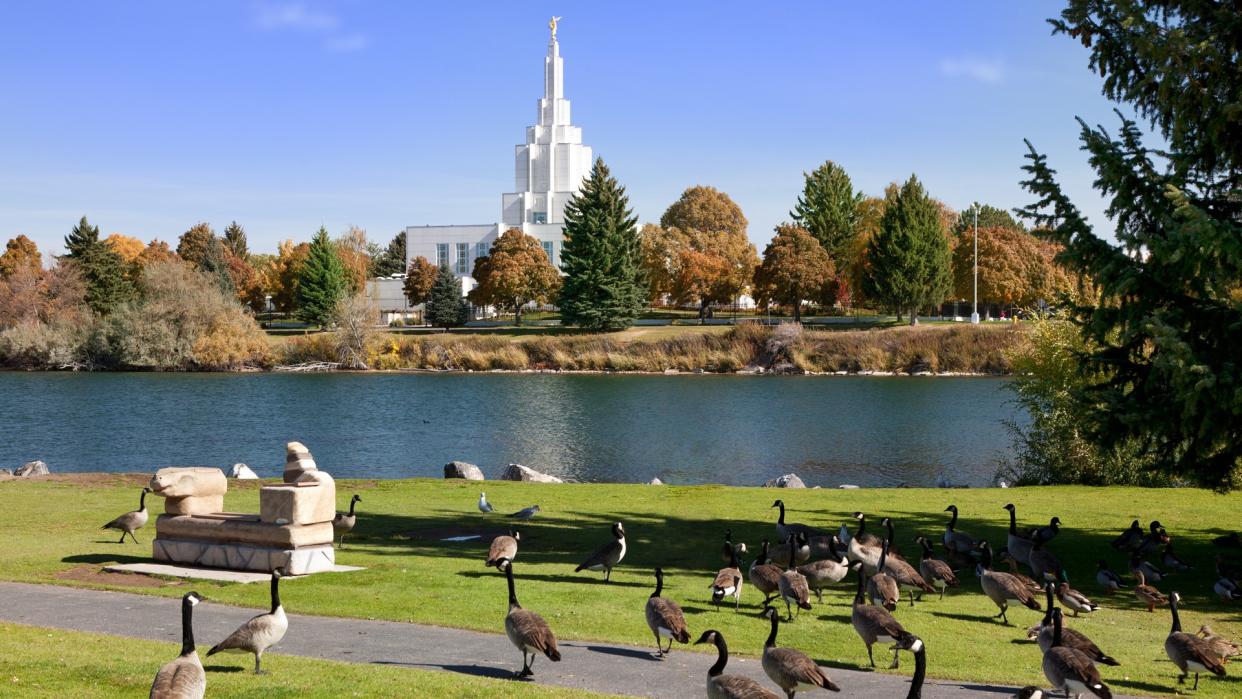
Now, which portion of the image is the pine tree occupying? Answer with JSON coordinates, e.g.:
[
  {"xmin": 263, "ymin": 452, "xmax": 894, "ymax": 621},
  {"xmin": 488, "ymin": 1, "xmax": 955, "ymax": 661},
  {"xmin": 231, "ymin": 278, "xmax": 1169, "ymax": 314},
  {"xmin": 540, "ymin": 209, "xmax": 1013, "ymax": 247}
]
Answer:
[
  {"xmin": 862, "ymin": 175, "xmax": 952, "ymax": 325},
  {"xmin": 425, "ymin": 265, "xmax": 469, "ymax": 329},
  {"xmin": 64, "ymin": 216, "xmax": 100, "ymax": 258},
  {"xmin": 201, "ymin": 238, "xmax": 235, "ymax": 295},
  {"xmin": 223, "ymin": 221, "xmax": 249, "ymax": 259},
  {"xmin": 296, "ymin": 226, "xmax": 348, "ymax": 327},
  {"xmin": 62, "ymin": 215, "xmax": 134, "ymax": 315},
  {"xmin": 790, "ymin": 160, "xmax": 864, "ymax": 262},
  {"xmin": 370, "ymin": 232, "xmax": 408, "ymax": 277},
  {"xmin": 558, "ymin": 158, "xmax": 646, "ymax": 331}
]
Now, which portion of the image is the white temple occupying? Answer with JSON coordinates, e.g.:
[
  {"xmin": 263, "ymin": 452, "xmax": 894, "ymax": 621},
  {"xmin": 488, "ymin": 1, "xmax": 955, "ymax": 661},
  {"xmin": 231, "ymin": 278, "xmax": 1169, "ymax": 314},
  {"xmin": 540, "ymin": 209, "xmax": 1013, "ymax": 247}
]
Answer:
[{"xmin": 404, "ymin": 17, "xmax": 593, "ymax": 290}]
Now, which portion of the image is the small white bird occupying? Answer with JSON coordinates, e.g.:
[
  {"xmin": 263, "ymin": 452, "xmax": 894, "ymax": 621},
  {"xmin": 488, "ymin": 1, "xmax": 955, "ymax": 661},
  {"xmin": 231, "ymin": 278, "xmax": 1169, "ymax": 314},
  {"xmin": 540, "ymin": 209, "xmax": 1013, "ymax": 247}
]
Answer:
[
  {"xmin": 510, "ymin": 505, "xmax": 541, "ymax": 520},
  {"xmin": 478, "ymin": 492, "xmax": 494, "ymax": 513}
]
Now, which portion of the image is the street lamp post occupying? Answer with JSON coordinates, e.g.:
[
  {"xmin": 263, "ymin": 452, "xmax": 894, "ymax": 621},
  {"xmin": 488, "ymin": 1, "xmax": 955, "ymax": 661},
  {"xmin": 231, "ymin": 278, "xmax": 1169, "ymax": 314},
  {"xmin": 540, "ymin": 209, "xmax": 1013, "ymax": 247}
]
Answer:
[{"xmin": 970, "ymin": 204, "xmax": 980, "ymax": 324}]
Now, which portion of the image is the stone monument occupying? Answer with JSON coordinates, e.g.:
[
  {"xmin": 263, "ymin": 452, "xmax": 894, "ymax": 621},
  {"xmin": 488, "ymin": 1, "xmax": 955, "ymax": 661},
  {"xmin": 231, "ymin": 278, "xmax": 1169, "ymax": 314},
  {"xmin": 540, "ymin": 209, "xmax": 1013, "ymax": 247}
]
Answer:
[{"xmin": 149, "ymin": 442, "xmax": 337, "ymax": 575}]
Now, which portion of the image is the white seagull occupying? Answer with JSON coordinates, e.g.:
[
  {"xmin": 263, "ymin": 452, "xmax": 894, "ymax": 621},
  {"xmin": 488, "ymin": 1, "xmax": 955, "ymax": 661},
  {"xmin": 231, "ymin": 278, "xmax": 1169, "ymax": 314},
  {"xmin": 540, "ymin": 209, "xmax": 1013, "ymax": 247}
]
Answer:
[{"xmin": 478, "ymin": 492, "xmax": 494, "ymax": 513}]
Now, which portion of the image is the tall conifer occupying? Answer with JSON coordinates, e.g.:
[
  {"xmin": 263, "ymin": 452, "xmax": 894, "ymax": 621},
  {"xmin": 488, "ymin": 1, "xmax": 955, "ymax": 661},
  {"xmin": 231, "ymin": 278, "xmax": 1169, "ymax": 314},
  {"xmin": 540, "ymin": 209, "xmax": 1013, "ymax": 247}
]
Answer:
[
  {"xmin": 425, "ymin": 265, "xmax": 469, "ymax": 329},
  {"xmin": 862, "ymin": 175, "xmax": 952, "ymax": 324},
  {"xmin": 790, "ymin": 161, "xmax": 863, "ymax": 262},
  {"xmin": 558, "ymin": 158, "xmax": 646, "ymax": 331},
  {"xmin": 64, "ymin": 215, "xmax": 134, "ymax": 315},
  {"xmin": 296, "ymin": 226, "xmax": 348, "ymax": 327}
]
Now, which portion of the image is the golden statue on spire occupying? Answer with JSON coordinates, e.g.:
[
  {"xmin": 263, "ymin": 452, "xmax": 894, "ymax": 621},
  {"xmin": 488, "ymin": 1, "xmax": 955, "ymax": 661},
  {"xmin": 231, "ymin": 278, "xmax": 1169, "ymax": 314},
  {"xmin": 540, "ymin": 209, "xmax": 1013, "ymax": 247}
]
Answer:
[{"xmin": 549, "ymin": 16, "xmax": 562, "ymax": 40}]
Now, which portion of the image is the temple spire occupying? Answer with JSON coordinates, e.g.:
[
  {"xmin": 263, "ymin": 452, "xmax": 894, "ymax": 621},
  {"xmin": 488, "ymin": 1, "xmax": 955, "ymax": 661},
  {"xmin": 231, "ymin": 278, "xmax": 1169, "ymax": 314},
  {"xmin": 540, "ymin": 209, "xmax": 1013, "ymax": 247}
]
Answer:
[{"xmin": 543, "ymin": 19, "xmax": 564, "ymax": 106}]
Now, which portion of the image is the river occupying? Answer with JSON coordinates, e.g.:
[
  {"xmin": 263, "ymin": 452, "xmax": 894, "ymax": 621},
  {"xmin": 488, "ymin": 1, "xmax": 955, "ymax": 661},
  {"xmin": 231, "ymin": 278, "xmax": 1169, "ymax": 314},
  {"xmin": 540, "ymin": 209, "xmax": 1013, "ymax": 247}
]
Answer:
[{"xmin": 0, "ymin": 373, "xmax": 1023, "ymax": 487}]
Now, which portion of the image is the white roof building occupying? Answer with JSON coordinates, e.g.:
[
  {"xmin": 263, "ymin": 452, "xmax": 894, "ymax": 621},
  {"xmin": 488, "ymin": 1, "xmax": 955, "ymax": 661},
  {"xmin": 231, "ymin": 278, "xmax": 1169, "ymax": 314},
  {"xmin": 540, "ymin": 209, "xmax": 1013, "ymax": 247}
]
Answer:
[{"xmin": 404, "ymin": 19, "xmax": 592, "ymax": 289}]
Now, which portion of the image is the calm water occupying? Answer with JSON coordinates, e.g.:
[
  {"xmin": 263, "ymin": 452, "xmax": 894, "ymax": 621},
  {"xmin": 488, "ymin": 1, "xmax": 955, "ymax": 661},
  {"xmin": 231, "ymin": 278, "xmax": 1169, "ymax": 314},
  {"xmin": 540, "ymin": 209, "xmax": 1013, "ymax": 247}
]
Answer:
[{"xmin": 0, "ymin": 373, "xmax": 1022, "ymax": 487}]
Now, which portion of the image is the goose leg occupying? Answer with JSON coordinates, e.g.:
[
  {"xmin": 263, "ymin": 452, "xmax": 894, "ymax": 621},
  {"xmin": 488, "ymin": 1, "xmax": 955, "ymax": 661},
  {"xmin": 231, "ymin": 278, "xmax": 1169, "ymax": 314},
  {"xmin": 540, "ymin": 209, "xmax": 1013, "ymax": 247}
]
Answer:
[
  {"xmin": 908, "ymin": 590, "xmax": 915, "ymax": 607},
  {"xmin": 734, "ymin": 593, "xmax": 740, "ymax": 611},
  {"xmin": 888, "ymin": 647, "xmax": 900, "ymax": 670},
  {"xmin": 130, "ymin": 532, "xmax": 140, "ymax": 544},
  {"xmin": 254, "ymin": 653, "xmax": 265, "ymax": 675},
  {"xmin": 1193, "ymin": 673, "xmax": 1200, "ymax": 691},
  {"xmin": 866, "ymin": 643, "xmax": 875, "ymax": 667},
  {"xmin": 939, "ymin": 586, "xmax": 945, "ymax": 601},
  {"xmin": 117, "ymin": 532, "xmax": 126, "ymax": 544}
]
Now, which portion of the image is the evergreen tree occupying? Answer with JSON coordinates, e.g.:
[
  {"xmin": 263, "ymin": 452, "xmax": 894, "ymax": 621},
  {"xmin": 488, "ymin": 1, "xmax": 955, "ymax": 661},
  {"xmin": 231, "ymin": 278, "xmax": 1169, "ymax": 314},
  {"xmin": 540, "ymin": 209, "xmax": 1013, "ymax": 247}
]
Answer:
[
  {"xmin": 790, "ymin": 160, "xmax": 864, "ymax": 262},
  {"xmin": 370, "ymin": 232, "xmax": 408, "ymax": 277},
  {"xmin": 64, "ymin": 216, "xmax": 100, "ymax": 258},
  {"xmin": 951, "ymin": 203, "xmax": 1024, "ymax": 236},
  {"xmin": 201, "ymin": 237, "xmax": 235, "ymax": 296},
  {"xmin": 558, "ymin": 158, "xmax": 646, "ymax": 331},
  {"xmin": 223, "ymin": 221, "xmax": 249, "ymax": 259},
  {"xmin": 862, "ymin": 175, "xmax": 952, "ymax": 325},
  {"xmin": 177, "ymin": 223, "xmax": 216, "ymax": 268},
  {"xmin": 1020, "ymin": 1, "xmax": 1242, "ymax": 490},
  {"xmin": 296, "ymin": 226, "xmax": 348, "ymax": 327},
  {"xmin": 425, "ymin": 265, "xmax": 469, "ymax": 329}
]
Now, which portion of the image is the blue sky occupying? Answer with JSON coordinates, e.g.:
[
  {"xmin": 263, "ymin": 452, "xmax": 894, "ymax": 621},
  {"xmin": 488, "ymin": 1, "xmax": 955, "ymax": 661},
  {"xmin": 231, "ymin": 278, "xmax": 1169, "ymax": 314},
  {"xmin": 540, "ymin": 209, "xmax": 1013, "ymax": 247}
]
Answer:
[{"xmin": 1, "ymin": 1, "xmax": 1132, "ymax": 256}]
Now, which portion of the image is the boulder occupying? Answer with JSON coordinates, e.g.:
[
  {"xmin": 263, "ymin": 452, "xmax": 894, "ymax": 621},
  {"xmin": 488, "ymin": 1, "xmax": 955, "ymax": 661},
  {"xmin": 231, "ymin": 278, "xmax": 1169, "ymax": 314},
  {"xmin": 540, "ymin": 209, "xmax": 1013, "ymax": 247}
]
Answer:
[
  {"xmin": 763, "ymin": 473, "xmax": 806, "ymax": 488},
  {"xmin": 444, "ymin": 461, "xmax": 485, "ymax": 480},
  {"xmin": 498, "ymin": 463, "xmax": 563, "ymax": 483},
  {"xmin": 647, "ymin": 477, "xmax": 664, "ymax": 485},
  {"xmin": 15, "ymin": 460, "xmax": 50, "ymax": 477},
  {"xmin": 231, "ymin": 463, "xmax": 259, "ymax": 479},
  {"xmin": 0, "ymin": 469, "xmax": 11, "ymax": 477}
]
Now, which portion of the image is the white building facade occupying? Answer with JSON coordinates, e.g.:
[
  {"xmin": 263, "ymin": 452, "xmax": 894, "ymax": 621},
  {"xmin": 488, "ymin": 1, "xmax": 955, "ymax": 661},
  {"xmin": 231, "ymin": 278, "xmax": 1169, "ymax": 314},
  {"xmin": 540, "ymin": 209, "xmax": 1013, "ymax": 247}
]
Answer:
[{"xmin": 405, "ymin": 21, "xmax": 592, "ymax": 289}]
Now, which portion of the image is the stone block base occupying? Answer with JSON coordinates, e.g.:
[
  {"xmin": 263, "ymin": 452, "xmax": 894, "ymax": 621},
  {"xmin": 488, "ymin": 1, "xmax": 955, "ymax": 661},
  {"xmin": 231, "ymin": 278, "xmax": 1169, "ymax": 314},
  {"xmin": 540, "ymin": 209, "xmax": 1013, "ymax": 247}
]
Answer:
[{"xmin": 152, "ymin": 538, "xmax": 336, "ymax": 575}]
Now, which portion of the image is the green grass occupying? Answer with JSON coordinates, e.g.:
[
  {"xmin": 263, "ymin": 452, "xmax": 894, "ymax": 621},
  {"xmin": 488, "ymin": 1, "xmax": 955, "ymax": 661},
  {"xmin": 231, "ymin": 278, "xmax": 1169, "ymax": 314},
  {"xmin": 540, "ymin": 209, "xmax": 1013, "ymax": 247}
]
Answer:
[
  {"xmin": 0, "ymin": 621, "xmax": 615, "ymax": 698},
  {"xmin": 3, "ymin": 476, "xmax": 1241, "ymax": 697}
]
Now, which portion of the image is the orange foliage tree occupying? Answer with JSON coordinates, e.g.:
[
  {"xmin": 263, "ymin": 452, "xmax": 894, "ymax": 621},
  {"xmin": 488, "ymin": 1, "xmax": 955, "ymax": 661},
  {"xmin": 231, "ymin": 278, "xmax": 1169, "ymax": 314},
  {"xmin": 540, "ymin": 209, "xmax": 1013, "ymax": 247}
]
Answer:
[
  {"xmin": 104, "ymin": 234, "xmax": 145, "ymax": 264},
  {"xmin": 468, "ymin": 229, "xmax": 561, "ymax": 325},
  {"xmin": 1, "ymin": 235, "xmax": 43, "ymax": 279},
  {"xmin": 752, "ymin": 224, "xmax": 834, "ymax": 322},
  {"xmin": 402, "ymin": 256, "xmax": 439, "ymax": 306}
]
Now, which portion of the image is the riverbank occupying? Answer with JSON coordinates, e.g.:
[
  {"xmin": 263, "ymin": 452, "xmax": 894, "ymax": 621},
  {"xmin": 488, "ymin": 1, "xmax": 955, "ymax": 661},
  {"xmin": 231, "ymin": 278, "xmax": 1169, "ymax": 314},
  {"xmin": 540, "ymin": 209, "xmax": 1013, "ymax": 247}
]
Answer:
[
  {"xmin": 282, "ymin": 323, "xmax": 1025, "ymax": 374},
  {"xmin": 3, "ymin": 475, "xmax": 1237, "ymax": 697}
]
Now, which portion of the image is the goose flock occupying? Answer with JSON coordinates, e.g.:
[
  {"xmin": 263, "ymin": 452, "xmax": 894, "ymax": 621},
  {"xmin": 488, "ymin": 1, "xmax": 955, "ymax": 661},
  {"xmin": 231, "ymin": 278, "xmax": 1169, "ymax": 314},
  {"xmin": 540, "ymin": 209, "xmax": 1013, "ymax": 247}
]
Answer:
[{"xmin": 122, "ymin": 488, "xmax": 1242, "ymax": 699}]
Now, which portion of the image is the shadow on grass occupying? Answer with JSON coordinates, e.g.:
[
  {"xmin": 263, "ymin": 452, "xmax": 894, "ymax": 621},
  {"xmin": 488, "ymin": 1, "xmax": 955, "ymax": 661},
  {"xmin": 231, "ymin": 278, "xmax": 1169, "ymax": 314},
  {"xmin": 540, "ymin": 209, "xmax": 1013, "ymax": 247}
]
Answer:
[
  {"xmin": 62, "ymin": 553, "xmax": 150, "ymax": 565},
  {"xmin": 929, "ymin": 610, "xmax": 1018, "ymax": 626},
  {"xmin": 203, "ymin": 665, "xmax": 244, "ymax": 673},
  {"xmin": 454, "ymin": 569, "xmax": 649, "ymax": 589}
]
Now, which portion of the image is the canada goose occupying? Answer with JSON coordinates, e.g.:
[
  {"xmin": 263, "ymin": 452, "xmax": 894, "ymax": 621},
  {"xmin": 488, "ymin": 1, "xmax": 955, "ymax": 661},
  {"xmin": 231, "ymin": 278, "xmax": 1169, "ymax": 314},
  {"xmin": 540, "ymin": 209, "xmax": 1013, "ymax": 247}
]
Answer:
[
  {"xmin": 978, "ymin": 541, "xmax": 1041, "ymax": 624},
  {"xmin": 867, "ymin": 538, "xmax": 899, "ymax": 611},
  {"xmin": 760, "ymin": 606, "xmax": 841, "ymax": 697},
  {"xmin": 798, "ymin": 537, "xmax": 849, "ymax": 603},
  {"xmin": 877, "ymin": 519, "xmax": 933, "ymax": 606},
  {"xmin": 720, "ymin": 529, "xmax": 747, "ymax": 562},
  {"xmin": 1095, "ymin": 560, "xmax": 1126, "ymax": 594},
  {"xmin": 1212, "ymin": 532, "xmax": 1242, "ymax": 548},
  {"xmin": 509, "ymin": 504, "xmax": 540, "ymax": 520},
  {"xmin": 645, "ymin": 567, "xmax": 690, "ymax": 657},
  {"xmin": 1165, "ymin": 592, "xmax": 1227, "ymax": 689},
  {"xmin": 711, "ymin": 545, "xmax": 744, "ymax": 611},
  {"xmin": 1109, "ymin": 520, "xmax": 1143, "ymax": 551},
  {"xmin": 1028, "ymin": 536, "xmax": 1063, "ymax": 582},
  {"xmin": 1196, "ymin": 625, "xmax": 1241, "ymax": 663},
  {"xmin": 332, "ymin": 494, "xmax": 361, "ymax": 548},
  {"xmin": 1031, "ymin": 582, "xmax": 1120, "ymax": 666},
  {"xmin": 807, "ymin": 534, "xmax": 836, "ymax": 560},
  {"xmin": 769, "ymin": 531, "xmax": 811, "ymax": 568},
  {"xmin": 1016, "ymin": 688, "xmax": 1046, "ymax": 699},
  {"xmin": 575, "ymin": 522, "xmax": 626, "ymax": 581},
  {"xmin": 207, "ymin": 569, "xmax": 289, "ymax": 674},
  {"xmin": 150, "ymin": 591, "xmax": 206, "ymax": 699},
  {"xmin": 478, "ymin": 492, "xmax": 494, "ymax": 513},
  {"xmin": 486, "ymin": 529, "xmax": 521, "ymax": 568},
  {"xmin": 694, "ymin": 629, "xmax": 781, "ymax": 699},
  {"xmin": 1133, "ymin": 570, "xmax": 1168, "ymax": 612},
  {"xmin": 750, "ymin": 540, "xmax": 784, "ymax": 606},
  {"xmin": 849, "ymin": 562, "xmax": 915, "ymax": 669},
  {"xmin": 1003, "ymin": 503, "xmax": 1036, "ymax": 565},
  {"xmin": 996, "ymin": 549, "xmax": 1043, "ymax": 593},
  {"xmin": 914, "ymin": 536, "xmax": 958, "ymax": 600},
  {"xmin": 895, "ymin": 634, "xmax": 927, "ymax": 699},
  {"xmin": 498, "ymin": 558, "xmax": 560, "ymax": 677},
  {"xmin": 942, "ymin": 505, "xmax": 979, "ymax": 557},
  {"xmin": 1214, "ymin": 576, "xmax": 1240, "ymax": 601},
  {"xmin": 1160, "ymin": 543, "xmax": 1193, "ymax": 571},
  {"xmin": 1041, "ymin": 608, "xmax": 1113, "ymax": 699},
  {"xmin": 102, "ymin": 487, "xmax": 151, "ymax": 544},
  {"xmin": 1057, "ymin": 573, "xmax": 1099, "ymax": 617},
  {"xmin": 1215, "ymin": 554, "xmax": 1242, "ymax": 581},
  {"xmin": 1029, "ymin": 516, "xmax": 1062, "ymax": 544},
  {"xmin": 1129, "ymin": 555, "xmax": 1164, "ymax": 585},
  {"xmin": 777, "ymin": 539, "xmax": 813, "ymax": 621},
  {"xmin": 1135, "ymin": 520, "xmax": 1170, "ymax": 556},
  {"xmin": 772, "ymin": 499, "xmax": 822, "ymax": 541},
  {"xmin": 846, "ymin": 512, "xmax": 883, "ymax": 569}
]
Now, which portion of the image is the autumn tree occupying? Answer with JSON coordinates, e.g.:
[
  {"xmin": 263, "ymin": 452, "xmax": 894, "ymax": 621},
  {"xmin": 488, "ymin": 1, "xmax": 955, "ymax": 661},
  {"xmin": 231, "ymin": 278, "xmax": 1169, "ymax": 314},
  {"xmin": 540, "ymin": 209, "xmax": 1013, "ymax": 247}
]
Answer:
[
  {"xmin": 468, "ymin": 228, "xmax": 561, "ymax": 325},
  {"xmin": 425, "ymin": 265, "xmax": 469, "ymax": 329},
  {"xmin": 296, "ymin": 227, "xmax": 348, "ymax": 327},
  {"xmin": 176, "ymin": 223, "xmax": 216, "ymax": 268},
  {"xmin": 660, "ymin": 185, "xmax": 748, "ymax": 238},
  {"xmin": 223, "ymin": 221, "xmax": 250, "ymax": 259},
  {"xmin": 200, "ymin": 237, "xmax": 235, "ymax": 295},
  {"xmin": 952, "ymin": 203, "xmax": 1023, "ymax": 236},
  {"xmin": 1019, "ymin": 0, "xmax": 1242, "ymax": 489},
  {"xmin": 265, "ymin": 240, "xmax": 310, "ymax": 313},
  {"xmin": 863, "ymin": 176, "xmax": 952, "ymax": 324},
  {"xmin": 104, "ymin": 234, "xmax": 145, "ymax": 264},
  {"xmin": 225, "ymin": 249, "xmax": 265, "ymax": 313},
  {"xmin": 558, "ymin": 158, "xmax": 647, "ymax": 331},
  {"xmin": 335, "ymin": 226, "xmax": 371, "ymax": 293},
  {"xmin": 752, "ymin": 224, "xmax": 834, "ymax": 322},
  {"xmin": 370, "ymin": 232, "xmax": 407, "ymax": 277},
  {"xmin": 403, "ymin": 255, "xmax": 439, "ymax": 306},
  {"xmin": 950, "ymin": 225, "xmax": 1080, "ymax": 309},
  {"xmin": 136, "ymin": 240, "xmax": 179, "ymax": 268},
  {"xmin": 0, "ymin": 235, "xmax": 42, "ymax": 279}
]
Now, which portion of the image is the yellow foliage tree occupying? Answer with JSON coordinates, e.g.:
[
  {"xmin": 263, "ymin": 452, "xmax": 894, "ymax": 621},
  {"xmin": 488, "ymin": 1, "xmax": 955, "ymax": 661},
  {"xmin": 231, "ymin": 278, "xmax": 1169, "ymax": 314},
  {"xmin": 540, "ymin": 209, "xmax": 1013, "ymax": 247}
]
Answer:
[
  {"xmin": 752, "ymin": 224, "xmax": 834, "ymax": 322},
  {"xmin": 467, "ymin": 229, "xmax": 561, "ymax": 325},
  {"xmin": 265, "ymin": 240, "xmax": 311, "ymax": 313},
  {"xmin": 0, "ymin": 235, "xmax": 43, "ymax": 279},
  {"xmin": 104, "ymin": 234, "xmax": 145, "ymax": 264}
]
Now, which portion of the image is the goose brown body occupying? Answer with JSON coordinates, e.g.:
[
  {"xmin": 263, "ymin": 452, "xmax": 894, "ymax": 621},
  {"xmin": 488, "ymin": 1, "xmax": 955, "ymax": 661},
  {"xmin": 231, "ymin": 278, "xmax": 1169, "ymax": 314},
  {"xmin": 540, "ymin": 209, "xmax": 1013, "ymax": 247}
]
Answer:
[
  {"xmin": 1165, "ymin": 592, "xmax": 1226, "ymax": 690},
  {"xmin": 696, "ymin": 630, "xmax": 782, "ymax": 699},
  {"xmin": 1042, "ymin": 609, "xmax": 1112, "ymax": 699},
  {"xmin": 645, "ymin": 568, "xmax": 690, "ymax": 656},
  {"xmin": 760, "ymin": 607, "xmax": 841, "ymax": 697},
  {"xmin": 977, "ymin": 542, "xmax": 1040, "ymax": 624},
  {"xmin": 499, "ymin": 558, "xmax": 560, "ymax": 677},
  {"xmin": 150, "ymin": 592, "xmax": 206, "ymax": 699},
  {"xmin": 915, "ymin": 537, "xmax": 958, "ymax": 600},
  {"xmin": 486, "ymin": 530, "xmax": 520, "ymax": 568}
]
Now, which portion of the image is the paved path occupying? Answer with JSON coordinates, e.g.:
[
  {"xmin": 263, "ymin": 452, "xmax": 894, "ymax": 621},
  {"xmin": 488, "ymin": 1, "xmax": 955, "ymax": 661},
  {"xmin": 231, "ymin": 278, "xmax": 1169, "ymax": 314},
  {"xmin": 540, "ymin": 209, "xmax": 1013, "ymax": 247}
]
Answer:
[{"xmin": 0, "ymin": 581, "xmax": 1128, "ymax": 698}]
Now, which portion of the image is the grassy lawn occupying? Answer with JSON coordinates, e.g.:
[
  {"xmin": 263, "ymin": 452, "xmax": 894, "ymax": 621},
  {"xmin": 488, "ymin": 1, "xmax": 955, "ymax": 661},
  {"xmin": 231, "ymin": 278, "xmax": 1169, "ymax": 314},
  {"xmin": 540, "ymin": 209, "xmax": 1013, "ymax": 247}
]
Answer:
[
  {"xmin": 4, "ymin": 476, "xmax": 1240, "ymax": 697},
  {"xmin": 0, "ymin": 621, "xmax": 615, "ymax": 698}
]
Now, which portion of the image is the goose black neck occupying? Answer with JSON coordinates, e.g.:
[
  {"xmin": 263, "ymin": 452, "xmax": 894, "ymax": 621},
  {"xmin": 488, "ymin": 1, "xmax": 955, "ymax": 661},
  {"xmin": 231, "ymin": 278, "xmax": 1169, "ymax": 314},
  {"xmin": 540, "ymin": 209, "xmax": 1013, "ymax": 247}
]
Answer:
[
  {"xmin": 1169, "ymin": 595, "xmax": 1181, "ymax": 634},
  {"xmin": 979, "ymin": 544, "xmax": 993, "ymax": 570},
  {"xmin": 885, "ymin": 519, "xmax": 895, "ymax": 545},
  {"xmin": 1051, "ymin": 611, "xmax": 1063, "ymax": 647},
  {"xmin": 856, "ymin": 515, "xmax": 867, "ymax": 536},
  {"xmin": 709, "ymin": 634, "xmax": 729, "ymax": 677},
  {"xmin": 348, "ymin": 498, "xmax": 358, "ymax": 516},
  {"xmin": 878, "ymin": 539, "xmax": 890, "ymax": 571},
  {"xmin": 180, "ymin": 597, "xmax": 196, "ymax": 656},
  {"xmin": 505, "ymin": 563, "xmax": 519, "ymax": 608},
  {"xmin": 765, "ymin": 610, "xmax": 779, "ymax": 648},
  {"xmin": 947, "ymin": 508, "xmax": 959, "ymax": 530},
  {"xmin": 776, "ymin": 502, "xmax": 786, "ymax": 525},
  {"xmin": 139, "ymin": 489, "xmax": 148, "ymax": 510},
  {"xmin": 854, "ymin": 565, "xmax": 866, "ymax": 604},
  {"xmin": 1042, "ymin": 585, "xmax": 1054, "ymax": 625},
  {"xmin": 906, "ymin": 645, "xmax": 926, "ymax": 699},
  {"xmin": 270, "ymin": 573, "xmax": 281, "ymax": 612},
  {"xmin": 728, "ymin": 546, "xmax": 739, "ymax": 570},
  {"xmin": 651, "ymin": 570, "xmax": 663, "ymax": 599},
  {"xmin": 1007, "ymin": 507, "xmax": 1016, "ymax": 534},
  {"xmin": 919, "ymin": 540, "xmax": 933, "ymax": 560},
  {"xmin": 759, "ymin": 540, "xmax": 770, "ymax": 564}
]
